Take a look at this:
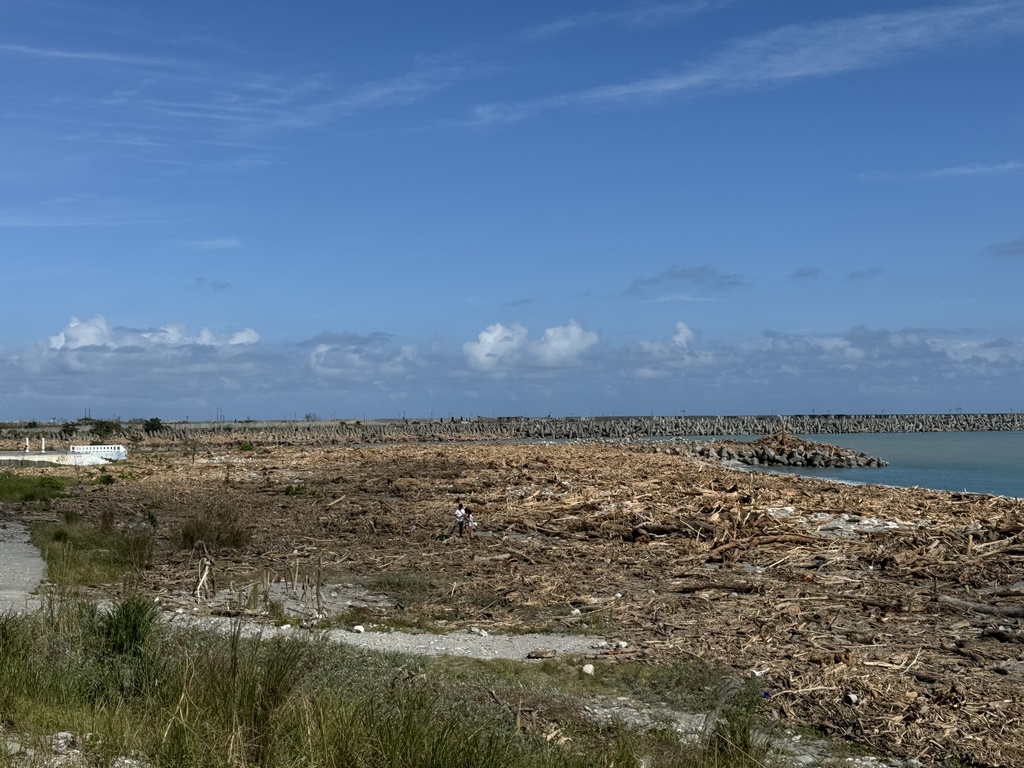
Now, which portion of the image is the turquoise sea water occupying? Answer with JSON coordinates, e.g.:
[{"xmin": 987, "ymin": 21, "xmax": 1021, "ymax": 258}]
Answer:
[{"xmin": 749, "ymin": 432, "xmax": 1024, "ymax": 499}]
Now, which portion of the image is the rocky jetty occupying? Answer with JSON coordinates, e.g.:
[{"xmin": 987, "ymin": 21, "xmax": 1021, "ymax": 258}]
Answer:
[
  {"xmin": 2, "ymin": 411, "xmax": 1021, "ymax": 450},
  {"xmin": 693, "ymin": 430, "xmax": 887, "ymax": 469}
]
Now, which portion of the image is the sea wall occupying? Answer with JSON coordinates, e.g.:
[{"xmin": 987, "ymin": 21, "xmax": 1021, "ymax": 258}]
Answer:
[{"xmin": 2, "ymin": 412, "xmax": 1022, "ymax": 449}]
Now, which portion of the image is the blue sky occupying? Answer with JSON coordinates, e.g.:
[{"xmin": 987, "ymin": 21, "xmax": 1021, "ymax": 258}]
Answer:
[{"xmin": 2, "ymin": 0, "xmax": 1023, "ymax": 421}]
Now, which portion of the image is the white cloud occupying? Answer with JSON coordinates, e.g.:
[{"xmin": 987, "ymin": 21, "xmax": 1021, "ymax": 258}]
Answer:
[
  {"xmin": 672, "ymin": 322, "xmax": 695, "ymax": 348},
  {"xmin": 464, "ymin": 321, "xmax": 598, "ymax": 371},
  {"xmin": 49, "ymin": 316, "xmax": 113, "ymax": 350},
  {"xmin": 6, "ymin": 315, "xmax": 1024, "ymax": 420},
  {"xmin": 0, "ymin": 43, "xmax": 176, "ymax": 68},
  {"xmin": 867, "ymin": 160, "xmax": 1024, "ymax": 181},
  {"xmin": 229, "ymin": 328, "xmax": 260, "ymax": 345},
  {"xmin": 531, "ymin": 321, "xmax": 599, "ymax": 366},
  {"xmin": 919, "ymin": 160, "xmax": 1024, "ymax": 179},
  {"xmin": 639, "ymin": 321, "xmax": 701, "ymax": 360},
  {"xmin": 302, "ymin": 331, "xmax": 418, "ymax": 382},
  {"xmin": 47, "ymin": 315, "xmax": 259, "ymax": 351},
  {"xmin": 463, "ymin": 322, "xmax": 528, "ymax": 371},
  {"xmin": 519, "ymin": 1, "xmax": 731, "ymax": 41},
  {"xmin": 472, "ymin": 3, "xmax": 1024, "ymax": 124}
]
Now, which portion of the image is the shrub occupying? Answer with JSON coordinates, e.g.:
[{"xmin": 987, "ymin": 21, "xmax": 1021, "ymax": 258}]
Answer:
[
  {"xmin": 179, "ymin": 508, "xmax": 250, "ymax": 551},
  {"xmin": 89, "ymin": 419, "xmax": 123, "ymax": 440},
  {"xmin": 143, "ymin": 417, "xmax": 165, "ymax": 434}
]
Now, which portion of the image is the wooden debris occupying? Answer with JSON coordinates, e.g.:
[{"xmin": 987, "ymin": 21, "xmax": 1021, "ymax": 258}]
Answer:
[{"xmin": 26, "ymin": 436, "xmax": 1024, "ymax": 767}]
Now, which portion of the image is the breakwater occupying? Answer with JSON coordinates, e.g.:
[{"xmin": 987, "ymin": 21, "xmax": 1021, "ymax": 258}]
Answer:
[
  {"xmin": 2, "ymin": 412, "xmax": 1021, "ymax": 448},
  {"xmin": 688, "ymin": 432, "xmax": 887, "ymax": 469}
]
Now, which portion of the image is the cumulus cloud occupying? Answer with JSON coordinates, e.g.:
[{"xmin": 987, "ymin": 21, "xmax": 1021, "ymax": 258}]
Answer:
[
  {"xmin": 637, "ymin": 321, "xmax": 712, "ymax": 367},
  {"xmin": 5, "ymin": 314, "xmax": 1024, "ymax": 420},
  {"xmin": 531, "ymin": 321, "xmax": 599, "ymax": 366},
  {"xmin": 49, "ymin": 316, "xmax": 113, "ymax": 350},
  {"xmin": 672, "ymin": 321, "xmax": 695, "ymax": 348},
  {"xmin": 48, "ymin": 315, "xmax": 258, "ymax": 351},
  {"xmin": 7, "ymin": 316, "xmax": 271, "ymax": 418},
  {"xmin": 464, "ymin": 321, "xmax": 599, "ymax": 372},
  {"xmin": 228, "ymin": 328, "xmax": 260, "ymax": 345},
  {"xmin": 463, "ymin": 322, "xmax": 528, "ymax": 371},
  {"xmin": 614, "ymin": 323, "xmax": 1024, "ymax": 413}
]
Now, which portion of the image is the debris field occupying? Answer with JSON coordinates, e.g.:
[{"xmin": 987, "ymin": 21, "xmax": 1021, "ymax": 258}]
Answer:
[{"xmin": 24, "ymin": 434, "xmax": 1024, "ymax": 766}]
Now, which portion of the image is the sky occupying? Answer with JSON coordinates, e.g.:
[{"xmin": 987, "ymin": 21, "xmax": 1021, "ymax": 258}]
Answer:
[{"xmin": 2, "ymin": 0, "xmax": 1023, "ymax": 422}]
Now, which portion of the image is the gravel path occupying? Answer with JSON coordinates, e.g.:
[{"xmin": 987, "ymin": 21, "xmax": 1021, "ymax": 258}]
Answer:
[
  {"xmin": 0, "ymin": 521, "xmax": 45, "ymax": 614},
  {"xmin": 163, "ymin": 612, "xmax": 609, "ymax": 660}
]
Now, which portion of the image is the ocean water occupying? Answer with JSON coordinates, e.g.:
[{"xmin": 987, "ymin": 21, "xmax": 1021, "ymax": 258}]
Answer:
[{"xmin": 749, "ymin": 431, "xmax": 1024, "ymax": 499}]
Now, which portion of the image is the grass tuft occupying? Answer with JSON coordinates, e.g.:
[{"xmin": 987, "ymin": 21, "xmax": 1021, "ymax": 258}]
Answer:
[{"xmin": 178, "ymin": 508, "xmax": 250, "ymax": 551}]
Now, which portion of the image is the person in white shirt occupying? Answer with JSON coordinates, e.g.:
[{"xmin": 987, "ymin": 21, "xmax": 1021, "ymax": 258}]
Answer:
[{"xmin": 452, "ymin": 502, "xmax": 467, "ymax": 537}]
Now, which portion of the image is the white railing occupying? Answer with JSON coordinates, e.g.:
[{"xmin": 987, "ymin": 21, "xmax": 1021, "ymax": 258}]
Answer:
[{"xmin": 69, "ymin": 444, "xmax": 128, "ymax": 460}]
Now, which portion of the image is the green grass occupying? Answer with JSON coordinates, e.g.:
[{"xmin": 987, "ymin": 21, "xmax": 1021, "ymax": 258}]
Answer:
[
  {"xmin": 32, "ymin": 521, "xmax": 155, "ymax": 587},
  {"xmin": 0, "ymin": 472, "xmax": 66, "ymax": 505},
  {"xmin": 0, "ymin": 601, "xmax": 777, "ymax": 768}
]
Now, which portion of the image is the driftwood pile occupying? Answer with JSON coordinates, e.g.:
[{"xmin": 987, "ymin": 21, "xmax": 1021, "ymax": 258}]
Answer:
[{"xmin": 30, "ymin": 437, "xmax": 1024, "ymax": 766}]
